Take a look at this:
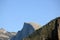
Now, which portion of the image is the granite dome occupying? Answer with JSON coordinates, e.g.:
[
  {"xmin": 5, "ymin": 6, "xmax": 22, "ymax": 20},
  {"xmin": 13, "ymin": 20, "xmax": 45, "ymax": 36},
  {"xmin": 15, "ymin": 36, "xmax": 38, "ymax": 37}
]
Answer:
[{"xmin": 27, "ymin": 22, "xmax": 41, "ymax": 30}]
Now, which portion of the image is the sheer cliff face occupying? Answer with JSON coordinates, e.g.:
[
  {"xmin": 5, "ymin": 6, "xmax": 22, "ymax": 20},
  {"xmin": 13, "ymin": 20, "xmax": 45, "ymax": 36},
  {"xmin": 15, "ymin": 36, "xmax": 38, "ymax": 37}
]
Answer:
[
  {"xmin": 11, "ymin": 22, "xmax": 40, "ymax": 40},
  {"xmin": 23, "ymin": 17, "xmax": 60, "ymax": 40},
  {"xmin": 0, "ymin": 28, "xmax": 16, "ymax": 40}
]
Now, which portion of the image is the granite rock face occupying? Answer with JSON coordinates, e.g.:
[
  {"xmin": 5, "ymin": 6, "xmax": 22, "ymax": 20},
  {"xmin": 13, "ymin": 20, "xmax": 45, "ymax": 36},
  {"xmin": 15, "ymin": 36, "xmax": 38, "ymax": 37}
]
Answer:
[
  {"xmin": 0, "ymin": 28, "xmax": 16, "ymax": 40},
  {"xmin": 11, "ymin": 22, "xmax": 40, "ymax": 40},
  {"xmin": 23, "ymin": 17, "xmax": 60, "ymax": 40}
]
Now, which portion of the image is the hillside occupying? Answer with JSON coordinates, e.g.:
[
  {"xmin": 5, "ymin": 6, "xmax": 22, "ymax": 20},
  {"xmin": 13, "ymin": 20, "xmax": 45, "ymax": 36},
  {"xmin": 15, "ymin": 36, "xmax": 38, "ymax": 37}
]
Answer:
[{"xmin": 23, "ymin": 17, "xmax": 60, "ymax": 40}]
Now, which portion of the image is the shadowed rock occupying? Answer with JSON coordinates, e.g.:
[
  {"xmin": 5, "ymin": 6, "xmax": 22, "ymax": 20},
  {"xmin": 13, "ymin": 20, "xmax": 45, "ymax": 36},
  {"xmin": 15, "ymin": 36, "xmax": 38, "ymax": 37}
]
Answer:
[{"xmin": 11, "ymin": 22, "xmax": 41, "ymax": 40}]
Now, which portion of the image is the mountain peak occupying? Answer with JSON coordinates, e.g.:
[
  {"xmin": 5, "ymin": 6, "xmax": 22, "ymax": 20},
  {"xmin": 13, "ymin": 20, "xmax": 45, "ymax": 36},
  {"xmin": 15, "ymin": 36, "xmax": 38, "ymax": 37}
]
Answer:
[
  {"xmin": 29, "ymin": 22, "xmax": 41, "ymax": 30},
  {"xmin": 24, "ymin": 22, "xmax": 41, "ymax": 30}
]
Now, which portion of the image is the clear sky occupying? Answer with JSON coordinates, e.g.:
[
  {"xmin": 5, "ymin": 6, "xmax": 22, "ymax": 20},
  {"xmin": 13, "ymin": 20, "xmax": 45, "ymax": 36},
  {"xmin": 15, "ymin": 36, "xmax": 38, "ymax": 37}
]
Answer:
[{"xmin": 0, "ymin": 0, "xmax": 60, "ymax": 32}]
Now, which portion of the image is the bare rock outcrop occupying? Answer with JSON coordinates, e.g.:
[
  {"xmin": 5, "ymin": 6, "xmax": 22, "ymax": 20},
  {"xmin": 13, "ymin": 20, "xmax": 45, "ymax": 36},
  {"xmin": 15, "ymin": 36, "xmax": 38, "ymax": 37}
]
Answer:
[{"xmin": 0, "ymin": 28, "xmax": 16, "ymax": 40}]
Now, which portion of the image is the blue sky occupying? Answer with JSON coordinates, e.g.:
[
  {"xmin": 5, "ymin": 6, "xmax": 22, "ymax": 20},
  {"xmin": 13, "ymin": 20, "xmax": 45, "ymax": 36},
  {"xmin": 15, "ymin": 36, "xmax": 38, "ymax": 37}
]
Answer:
[{"xmin": 0, "ymin": 0, "xmax": 60, "ymax": 32}]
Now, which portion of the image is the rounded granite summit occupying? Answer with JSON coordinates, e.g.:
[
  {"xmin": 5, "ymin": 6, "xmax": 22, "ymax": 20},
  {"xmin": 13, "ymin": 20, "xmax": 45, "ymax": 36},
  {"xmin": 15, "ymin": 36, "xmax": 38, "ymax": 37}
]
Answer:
[{"xmin": 28, "ymin": 22, "xmax": 41, "ymax": 30}]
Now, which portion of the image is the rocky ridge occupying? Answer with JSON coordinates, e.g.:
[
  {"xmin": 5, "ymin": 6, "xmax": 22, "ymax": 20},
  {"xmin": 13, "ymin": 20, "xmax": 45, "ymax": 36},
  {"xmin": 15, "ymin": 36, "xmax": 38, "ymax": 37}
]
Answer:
[{"xmin": 0, "ymin": 28, "xmax": 16, "ymax": 40}]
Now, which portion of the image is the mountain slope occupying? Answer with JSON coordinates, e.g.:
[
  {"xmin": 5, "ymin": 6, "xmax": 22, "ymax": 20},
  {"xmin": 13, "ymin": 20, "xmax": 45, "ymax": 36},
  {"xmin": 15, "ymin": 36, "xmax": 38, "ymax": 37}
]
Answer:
[{"xmin": 23, "ymin": 17, "xmax": 60, "ymax": 40}]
